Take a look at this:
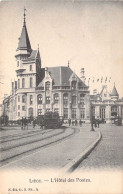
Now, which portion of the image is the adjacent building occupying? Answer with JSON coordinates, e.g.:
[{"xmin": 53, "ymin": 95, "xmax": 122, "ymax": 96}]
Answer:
[{"xmin": 91, "ymin": 84, "xmax": 123, "ymax": 123}]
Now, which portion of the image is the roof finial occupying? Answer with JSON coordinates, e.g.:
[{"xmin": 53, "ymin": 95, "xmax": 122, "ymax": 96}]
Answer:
[
  {"xmin": 68, "ymin": 60, "xmax": 70, "ymax": 67},
  {"xmin": 23, "ymin": 7, "xmax": 27, "ymax": 26}
]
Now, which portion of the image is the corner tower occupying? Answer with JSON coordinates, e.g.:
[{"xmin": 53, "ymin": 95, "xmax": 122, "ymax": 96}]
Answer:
[{"xmin": 15, "ymin": 9, "xmax": 42, "ymax": 119}]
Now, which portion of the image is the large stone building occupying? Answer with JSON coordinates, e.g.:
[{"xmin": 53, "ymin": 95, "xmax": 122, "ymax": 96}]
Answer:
[
  {"xmin": 4, "ymin": 11, "xmax": 90, "ymax": 123},
  {"xmin": 91, "ymin": 84, "xmax": 123, "ymax": 123}
]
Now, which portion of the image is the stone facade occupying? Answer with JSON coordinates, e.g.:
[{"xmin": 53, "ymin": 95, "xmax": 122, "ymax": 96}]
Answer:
[
  {"xmin": 91, "ymin": 85, "xmax": 123, "ymax": 123},
  {"xmin": 2, "ymin": 12, "xmax": 90, "ymax": 123}
]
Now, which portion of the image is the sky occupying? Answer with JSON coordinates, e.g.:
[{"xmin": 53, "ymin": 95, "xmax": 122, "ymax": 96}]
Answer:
[{"xmin": 0, "ymin": 0, "xmax": 123, "ymax": 103}]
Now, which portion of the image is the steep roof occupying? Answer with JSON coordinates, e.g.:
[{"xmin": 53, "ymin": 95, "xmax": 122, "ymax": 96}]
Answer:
[
  {"xmin": 47, "ymin": 66, "xmax": 87, "ymax": 87},
  {"xmin": 111, "ymin": 84, "xmax": 119, "ymax": 96},
  {"xmin": 17, "ymin": 23, "xmax": 32, "ymax": 52}
]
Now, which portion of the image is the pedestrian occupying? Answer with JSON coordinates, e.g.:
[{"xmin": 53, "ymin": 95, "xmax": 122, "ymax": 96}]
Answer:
[
  {"xmin": 68, "ymin": 118, "xmax": 71, "ymax": 126},
  {"xmin": 23, "ymin": 117, "xmax": 26, "ymax": 130},
  {"xmin": 21, "ymin": 117, "xmax": 24, "ymax": 129},
  {"xmin": 94, "ymin": 119, "xmax": 97, "ymax": 128},
  {"xmin": 33, "ymin": 119, "xmax": 36, "ymax": 128},
  {"xmin": 97, "ymin": 119, "xmax": 100, "ymax": 128},
  {"xmin": 79, "ymin": 119, "xmax": 82, "ymax": 127},
  {"xmin": 75, "ymin": 119, "xmax": 77, "ymax": 126}
]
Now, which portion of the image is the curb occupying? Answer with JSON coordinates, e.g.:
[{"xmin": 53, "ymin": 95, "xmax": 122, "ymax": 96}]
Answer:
[{"xmin": 61, "ymin": 131, "xmax": 102, "ymax": 173}]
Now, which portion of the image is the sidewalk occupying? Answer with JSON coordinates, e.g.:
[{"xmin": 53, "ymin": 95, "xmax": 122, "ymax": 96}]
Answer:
[{"xmin": 1, "ymin": 124, "xmax": 100, "ymax": 170}]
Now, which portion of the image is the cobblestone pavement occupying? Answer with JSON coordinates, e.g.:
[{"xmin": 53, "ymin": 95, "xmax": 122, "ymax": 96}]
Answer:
[
  {"xmin": 77, "ymin": 124, "xmax": 123, "ymax": 170},
  {"xmin": 0, "ymin": 124, "xmax": 98, "ymax": 170}
]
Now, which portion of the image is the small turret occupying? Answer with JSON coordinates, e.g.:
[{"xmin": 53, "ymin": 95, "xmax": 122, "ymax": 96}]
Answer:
[{"xmin": 110, "ymin": 83, "xmax": 119, "ymax": 100}]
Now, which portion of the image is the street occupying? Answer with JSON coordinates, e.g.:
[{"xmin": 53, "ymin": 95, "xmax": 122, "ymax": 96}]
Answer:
[
  {"xmin": 0, "ymin": 124, "xmax": 123, "ymax": 171},
  {"xmin": 77, "ymin": 124, "xmax": 123, "ymax": 170}
]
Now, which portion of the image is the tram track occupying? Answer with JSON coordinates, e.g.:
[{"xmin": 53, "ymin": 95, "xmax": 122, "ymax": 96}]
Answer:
[
  {"xmin": 0, "ymin": 128, "xmax": 53, "ymax": 143},
  {"xmin": 0, "ymin": 127, "xmax": 79, "ymax": 167},
  {"xmin": 0, "ymin": 128, "xmax": 65, "ymax": 151}
]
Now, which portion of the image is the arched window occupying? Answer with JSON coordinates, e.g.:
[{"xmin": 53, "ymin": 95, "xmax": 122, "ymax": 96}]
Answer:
[
  {"xmin": 71, "ymin": 81, "xmax": 77, "ymax": 90},
  {"xmin": 111, "ymin": 106, "xmax": 117, "ymax": 117},
  {"xmin": 46, "ymin": 96, "xmax": 50, "ymax": 104},
  {"xmin": 100, "ymin": 106, "xmax": 106, "ymax": 119},
  {"xmin": 28, "ymin": 108, "xmax": 33, "ymax": 117},
  {"xmin": 18, "ymin": 79, "xmax": 20, "ymax": 89},
  {"xmin": 54, "ymin": 93, "xmax": 59, "ymax": 104},
  {"xmin": 63, "ymin": 93, "xmax": 68, "ymax": 105},
  {"xmin": 30, "ymin": 77, "xmax": 33, "ymax": 88},
  {"xmin": 22, "ymin": 78, "xmax": 25, "ymax": 88},
  {"xmin": 37, "ymin": 94, "xmax": 42, "ymax": 104},
  {"xmin": 22, "ymin": 95, "xmax": 26, "ymax": 103},
  {"xmin": 72, "ymin": 95, "xmax": 77, "ymax": 105},
  {"xmin": 45, "ymin": 81, "xmax": 50, "ymax": 91}
]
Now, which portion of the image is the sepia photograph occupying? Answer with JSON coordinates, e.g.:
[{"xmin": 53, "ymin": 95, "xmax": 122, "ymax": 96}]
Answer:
[{"xmin": 0, "ymin": 0, "xmax": 123, "ymax": 193}]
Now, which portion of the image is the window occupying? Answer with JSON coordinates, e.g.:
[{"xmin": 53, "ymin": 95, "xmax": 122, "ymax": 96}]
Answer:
[
  {"xmin": 37, "ymin": 94, "xmax": 42, "ymax": 104},
  {"xmin": 92, "ymin": 107, "xmax": 95, "ymax": 118},
  {"xmin": 80, "ymin": 94, "xmax": 85, "ymax": 106},
  {"xmin": 54, "ymin": 93, "xmax": 59, "ymax": 104},
  {"xmin": 54, "ymin": 108, "xmax": 59, "ymax": 113},
  {"xmin": 17, "ymin": 61, "xmax": 19, "ymax": 67},
  {"xmin": 46, "ymin": 109, "xmax": 50, "ymax": 112},
  {"xmin": 63, "ymin": 108, "xmax": 68, "ymax": 119},
  {"xmin": 80, "ymin": 108, "xmax": 85, "ymax": 119},
  {"xmin": 72, "ymin": 96, "xmax": 77, "ymax": 105},
  {"xmin": 46, "ymin": 96, "xmax": 50, "ymax": 104},
  {"xmin": 72, "ymin": 108, "xmax": 76, "ymax": 119},
  {"xmin": 30, "ymin": 77, "xmax": 33, "ymax": 88},
  {"xmin": 30, "ymin": 65, "xmax": 32, "ymax": 71},
  {"xmin": 22, "ymin": 95, "xmax": 26, "ymax": 103},
  {"xmin": 22, "ymin": 106, "xmax": 25, "ymax": 111},
  {"xmin": 29, "ymin": 108, "xmax": 33, "ymax": 117},
  {"xmin": 18, "ymin": 96, "xmax": 20, "ymax": 102},
  {"xmin": 71, "ymin": 81, "xmax": 76, "ymax": 90},
  {"xmin": 30, "ymin": 95, "xmax": 33, "ymax": 105},
  {"xmin": 63, "ymin": 93, "xmax": 68, "ymax": 105},
  {"xmin": 38, "ymin": 109, "xmax": 42, "ymax": 115},
  {"xmin": 100, "ymin": 107, "xmax": 105, "ymax": 119},
  {"xmin": 45, "ymin": 81, "xmax": 50, "ymax": 91},
  {"xmin": 18, "ymin": 112, "xmax": 20, "ymax": 116},
  {"xmin": 18, "ymin": 79, "xmax": 20, "ymax": 89},
  {"xmin": 18, "ymin": 105, "xmax": 20, "ymax": 110},
  {"xmin": 22, "ymin": 78, "xmax": 25, "ymax": 88}
]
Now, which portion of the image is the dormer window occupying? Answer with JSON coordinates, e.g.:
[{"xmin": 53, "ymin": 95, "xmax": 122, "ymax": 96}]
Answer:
[
  {"xmin": 45, "ymin": 81, "xmax": 50, "ymax": 91},
  {"xmin": 71, "ymin": 81, "xmax": 77, "ymax": 90}
]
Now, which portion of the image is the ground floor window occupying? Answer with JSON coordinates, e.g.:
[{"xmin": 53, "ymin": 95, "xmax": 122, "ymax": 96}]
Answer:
[
  {"xmin": 71, "ymin": 108, "xmax": 76, "ymax": 119},
  {"xmin": 18, "ymin": 112, "xmax": 20, "ymax": 116},
  {"xmin": 100, "ymin": 107, "xmax": 105, "ymax": 119},
  {"xmin": 38, "ymin": 109, "xmax": 42, "ymax": 115},
  {"xmin": 54, "ymin": 108, "xmax": 59, "ymax": 113},
  {"xmin": 80, "ymin": 108, "xmax": 85, "ymax": 119},
  {"xmin": 63, "ymin": 108, "xmax": 68, "ymax": 119},
  {"xmin": 29, "ymin": 108, "xmax": 33, "ymax": 117},
  {"xmin": 111, "ymin": 106, "xmax": 117, "ymax": 117}
]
